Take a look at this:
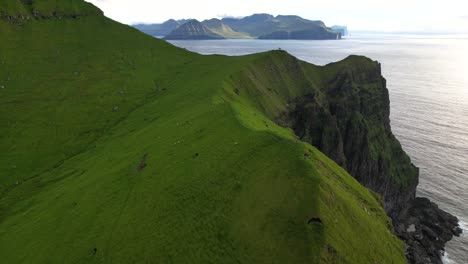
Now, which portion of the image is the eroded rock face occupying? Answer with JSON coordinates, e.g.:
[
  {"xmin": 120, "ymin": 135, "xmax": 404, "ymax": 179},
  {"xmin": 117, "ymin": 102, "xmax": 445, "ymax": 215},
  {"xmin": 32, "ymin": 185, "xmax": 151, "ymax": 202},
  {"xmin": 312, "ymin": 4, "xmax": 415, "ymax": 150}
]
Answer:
[{"xmin": 275, "ymin": 56, "xmax": 462, "ymax": 263}]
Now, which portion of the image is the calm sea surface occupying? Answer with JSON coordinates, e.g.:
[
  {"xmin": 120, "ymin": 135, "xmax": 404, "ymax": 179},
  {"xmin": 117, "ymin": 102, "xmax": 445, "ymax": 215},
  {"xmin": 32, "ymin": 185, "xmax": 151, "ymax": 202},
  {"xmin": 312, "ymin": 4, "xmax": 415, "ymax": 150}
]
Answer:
[{"xmin": 167, "ymin": 34, "xmax": 468, "ymax": 263}]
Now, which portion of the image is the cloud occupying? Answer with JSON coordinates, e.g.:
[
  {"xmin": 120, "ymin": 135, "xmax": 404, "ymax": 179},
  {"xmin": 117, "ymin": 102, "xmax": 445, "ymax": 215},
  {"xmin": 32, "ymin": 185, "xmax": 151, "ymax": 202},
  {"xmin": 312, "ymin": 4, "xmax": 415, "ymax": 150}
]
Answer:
[{"xmin": 216, "ymin": 14, "xmax": 244, "ymax": 19}]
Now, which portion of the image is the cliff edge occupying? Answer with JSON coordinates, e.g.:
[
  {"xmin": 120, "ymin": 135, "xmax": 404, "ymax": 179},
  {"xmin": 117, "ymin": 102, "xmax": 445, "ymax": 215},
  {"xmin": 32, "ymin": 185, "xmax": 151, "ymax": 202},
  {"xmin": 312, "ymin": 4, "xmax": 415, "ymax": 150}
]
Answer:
[{"xmin": 226, "ymin": 52, "xmax": 462, "ymax": 263}]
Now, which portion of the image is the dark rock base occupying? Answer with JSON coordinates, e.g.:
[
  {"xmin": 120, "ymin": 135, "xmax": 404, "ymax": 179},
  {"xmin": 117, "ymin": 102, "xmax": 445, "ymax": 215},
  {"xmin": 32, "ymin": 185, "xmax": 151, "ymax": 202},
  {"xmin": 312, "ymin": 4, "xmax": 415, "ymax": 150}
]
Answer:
[{"xmin": 396, "ymin": 198, "xmax": 463, "ymax": 264}]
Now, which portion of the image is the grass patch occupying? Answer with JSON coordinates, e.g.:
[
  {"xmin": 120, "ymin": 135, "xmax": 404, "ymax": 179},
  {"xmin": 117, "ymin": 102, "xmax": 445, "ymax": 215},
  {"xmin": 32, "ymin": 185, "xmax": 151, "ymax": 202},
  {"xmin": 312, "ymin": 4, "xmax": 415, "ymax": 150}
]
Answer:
[{"xmin": 0, "ymin": 2, "xmax": 405, "ymax": 263}]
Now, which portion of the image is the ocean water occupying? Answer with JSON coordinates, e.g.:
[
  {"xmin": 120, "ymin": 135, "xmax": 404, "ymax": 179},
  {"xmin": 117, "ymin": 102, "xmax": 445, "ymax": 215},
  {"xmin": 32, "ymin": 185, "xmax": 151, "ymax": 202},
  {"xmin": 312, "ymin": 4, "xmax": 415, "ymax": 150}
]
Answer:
[{"xmin": 168, "ymin": 34, "xmax": 468, "ymax": 263}]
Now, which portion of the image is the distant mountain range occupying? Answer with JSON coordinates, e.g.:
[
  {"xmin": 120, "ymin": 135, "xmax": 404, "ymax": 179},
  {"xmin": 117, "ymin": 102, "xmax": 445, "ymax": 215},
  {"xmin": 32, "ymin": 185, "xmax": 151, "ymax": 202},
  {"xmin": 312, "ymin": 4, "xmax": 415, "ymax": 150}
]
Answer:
[
  {"xmin": 133, "ymin": 14, "xmax": 344, "ymax": 40},
  {"xmin": 133, "ymin": 19, "xmax": 189, "ymax": 36}
]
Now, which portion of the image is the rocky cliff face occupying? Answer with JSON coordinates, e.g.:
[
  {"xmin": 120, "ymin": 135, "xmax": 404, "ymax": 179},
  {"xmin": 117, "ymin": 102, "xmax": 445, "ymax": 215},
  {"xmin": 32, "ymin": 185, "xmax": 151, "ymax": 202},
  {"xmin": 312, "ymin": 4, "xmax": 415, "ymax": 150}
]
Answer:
[
  {"xmin": 258, "ymin": 28, "xmax": 340, "ymax": 40},
  {"xmin": 230, "ymin": 52, "xmax": 462, "ymax": 263},
  {"xmin": 277, "ymin": 59, "xmax": 418, "ymax": 219},
  {"xmin": 278, "ymin": 57, "xmax": 461, "ymax": 263},
  {"xmin": 278, "ymin": 57, "xmax": 461, "ymax": 264}
]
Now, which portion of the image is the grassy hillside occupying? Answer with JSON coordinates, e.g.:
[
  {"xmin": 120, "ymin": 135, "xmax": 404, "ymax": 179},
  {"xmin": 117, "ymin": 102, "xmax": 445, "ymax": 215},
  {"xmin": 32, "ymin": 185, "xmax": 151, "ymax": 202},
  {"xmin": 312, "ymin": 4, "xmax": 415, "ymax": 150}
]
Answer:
[
  {"xmin": 0, "ymin": 0, "xmax": 101, "ymax": 17},
  {"xmin": 0, "ymin": 0, "xmax": 29, "ymax": 16},
  {"xmin": 202, "ymin": 19, "xmax": 252, "ymax": 39},
  {"xmin": 164, "ymin": 19, "xmax": 224, "ymax": 40},
  {"xmin": 1, "ymin": 1, "xmax": 405, "ymax": 263},
  {"xmin": 225, "ymin": 53, "xmax": 419, "ymax": 219}
]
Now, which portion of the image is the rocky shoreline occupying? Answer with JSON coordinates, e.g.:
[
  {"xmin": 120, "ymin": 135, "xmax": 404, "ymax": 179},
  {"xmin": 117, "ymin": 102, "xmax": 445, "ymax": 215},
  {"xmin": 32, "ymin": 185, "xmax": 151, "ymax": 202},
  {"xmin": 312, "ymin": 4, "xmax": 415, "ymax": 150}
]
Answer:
[{"xmin": 396, "ymin": 198, "xmax": 463, "ymax": 264}]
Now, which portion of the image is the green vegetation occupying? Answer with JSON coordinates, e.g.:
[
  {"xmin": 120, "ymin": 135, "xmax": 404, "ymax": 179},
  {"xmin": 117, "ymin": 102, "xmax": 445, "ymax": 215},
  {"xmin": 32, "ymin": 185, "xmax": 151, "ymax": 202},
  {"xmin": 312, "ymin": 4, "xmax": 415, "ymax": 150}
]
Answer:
[
  {"xmin": 202, "ymin": 18, "xmax": 252, "ymax": 39},
  {"xmin": 0, "ymin": 0, "xmax": 101, "ymax": 17},
  {"xmin": 226, "ymin": 53, "xmax": 419, "ymax": 219},
  {"xmin": 1, "ymin": 1, "xmax": 405, "ymax": 263},
  {"xmin": 0, "ymin": 0, "xmax": 29, "ymax": 16},
  {"xmin": 164, "ymin": 19, "xmax": 224, "ymax": 40}
]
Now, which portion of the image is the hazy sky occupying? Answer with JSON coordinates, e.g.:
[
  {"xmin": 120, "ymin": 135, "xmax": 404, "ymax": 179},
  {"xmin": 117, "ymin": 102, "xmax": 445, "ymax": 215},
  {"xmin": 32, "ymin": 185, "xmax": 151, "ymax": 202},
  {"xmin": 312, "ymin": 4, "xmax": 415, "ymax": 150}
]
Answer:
[{"xmin": 86, "ymin": 0, "xmax": 468, "ymax": 33}]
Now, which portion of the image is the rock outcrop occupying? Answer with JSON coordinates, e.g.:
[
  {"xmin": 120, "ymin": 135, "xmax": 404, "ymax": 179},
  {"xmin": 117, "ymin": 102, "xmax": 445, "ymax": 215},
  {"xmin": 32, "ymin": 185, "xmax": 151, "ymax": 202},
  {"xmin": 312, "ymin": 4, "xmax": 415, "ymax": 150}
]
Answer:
[
  {"xmin": 331, "ymin": 25, "xmax": 349, "ymax": 36},
  {"xmin": 396, "ymin": 198, "xmax": 463, "ymax": 264}
]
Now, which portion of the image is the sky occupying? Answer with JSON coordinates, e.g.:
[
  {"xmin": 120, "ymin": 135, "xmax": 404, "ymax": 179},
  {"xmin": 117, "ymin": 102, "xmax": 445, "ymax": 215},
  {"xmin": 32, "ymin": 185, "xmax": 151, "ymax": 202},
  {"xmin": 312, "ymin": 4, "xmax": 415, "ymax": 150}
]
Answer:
[{"xmin": 85, "ymin": 0, "xmax": 468, "ymax": 33}]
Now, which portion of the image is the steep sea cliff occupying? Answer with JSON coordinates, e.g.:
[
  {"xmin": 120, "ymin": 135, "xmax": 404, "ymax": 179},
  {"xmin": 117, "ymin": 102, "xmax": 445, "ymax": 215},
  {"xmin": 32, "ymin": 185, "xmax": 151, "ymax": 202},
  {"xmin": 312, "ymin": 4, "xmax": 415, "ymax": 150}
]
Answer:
[
  {"xmin": 227, "ymin": 53, "xmax": 462, "ymax": 263},
  {"xmin": 167, "ymin": 37, "xmax": 468, "ymax": 263},
  {"xmin": 280, "ymin": 59, "xmax": 463, "ymax": 263}
]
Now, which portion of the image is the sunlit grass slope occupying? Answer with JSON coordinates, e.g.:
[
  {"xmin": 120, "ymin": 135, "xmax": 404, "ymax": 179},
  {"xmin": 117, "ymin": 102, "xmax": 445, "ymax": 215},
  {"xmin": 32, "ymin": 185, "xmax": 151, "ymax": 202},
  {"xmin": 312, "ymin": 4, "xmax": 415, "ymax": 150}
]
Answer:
[
  {"xmin": 0, "ymin": 1, "xmax": 405, "ymax": 263},
  {"xmin": 202, "ymin": 19, "xmax": 252, "ymax": 39}
]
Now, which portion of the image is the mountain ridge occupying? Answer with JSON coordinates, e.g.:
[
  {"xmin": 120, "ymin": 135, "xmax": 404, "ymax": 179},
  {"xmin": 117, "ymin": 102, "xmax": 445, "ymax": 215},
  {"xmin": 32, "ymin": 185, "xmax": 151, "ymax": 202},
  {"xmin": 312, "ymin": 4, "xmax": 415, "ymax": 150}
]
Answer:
[
  {"xmin": 133, "ymin": 19, "xmax": 183, "ymax": 37},
  {"xmin": 202, "ymin": 18, "xmax": 252, "ymax": 39},
  {"xmin": 0, "ymin": 1, "xmax": 460, "ymax": 263},
  {"xmin": 164, "ymin": 19, "xmax": 224, "ymax": 40},
  {"xmin": 0, "ymin": 0, "xmax": 102, "ymax": 20},
  {"xmin": 134, "ymin": 13, "xmax": 341, "ymax": 40}
]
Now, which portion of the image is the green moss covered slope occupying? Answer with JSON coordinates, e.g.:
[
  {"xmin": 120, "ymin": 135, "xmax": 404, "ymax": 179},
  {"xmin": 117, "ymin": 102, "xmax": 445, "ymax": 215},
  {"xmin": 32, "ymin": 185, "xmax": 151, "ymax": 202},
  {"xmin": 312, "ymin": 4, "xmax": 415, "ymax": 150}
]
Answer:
[
  {"xmin": 1, "ymin": 1, "xmax": 405, "ymax": 263},
  {"xmin": 225, "ymin": 52, "xmax": 419, "ymax": 220}
]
